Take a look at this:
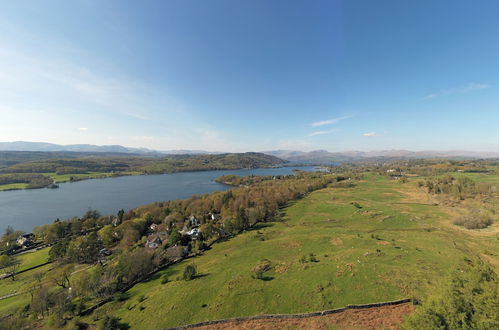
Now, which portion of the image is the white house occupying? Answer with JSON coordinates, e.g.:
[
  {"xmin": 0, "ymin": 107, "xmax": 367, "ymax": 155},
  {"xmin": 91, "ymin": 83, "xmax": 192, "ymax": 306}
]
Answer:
[
  {"xmin": 17, "ymin": 233, "xmax": 35, "ymax": 247},
  {"xmin": 187, "ymin": 228, "xmax": 200, "ymax": 238},
  {"xmin": 189, "ymin": 216, "xmax": 200, "ymax": 227}
]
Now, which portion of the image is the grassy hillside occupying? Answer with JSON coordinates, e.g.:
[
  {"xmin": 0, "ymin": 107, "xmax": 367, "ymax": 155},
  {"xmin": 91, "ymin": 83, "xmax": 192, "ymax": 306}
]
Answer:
[{"xmin": 87, "ymin": 174, "xmax": 498, "ymax": 328}]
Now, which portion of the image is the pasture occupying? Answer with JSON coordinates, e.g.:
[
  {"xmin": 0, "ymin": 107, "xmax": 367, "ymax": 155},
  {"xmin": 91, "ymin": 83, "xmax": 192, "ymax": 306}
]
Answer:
[{"xmin": 88, "ymin": 174, "xmax": 497, "ymax": 328}]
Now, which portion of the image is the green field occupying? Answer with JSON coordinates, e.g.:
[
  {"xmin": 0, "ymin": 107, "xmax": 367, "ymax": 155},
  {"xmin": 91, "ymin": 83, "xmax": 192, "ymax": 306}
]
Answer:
[
  {"xmin": 16, "ymin": 248, "xmax": 50, "ymax": 271},
  {"xmin": 87, "ymin": 175, "xmax": 498, "ymax": 328},
  {"xmin": 46, "ymin": 171, "xmax": 142, "ymax": 183},
  {"xmin": 0, "ymin": 248, "xmax": 51, "ymax": 315},
  {"xmin": 0, "ymin": 171, "xmax": 142, "ymax": 191},
  {"xmin": 0, "ymin": 183, "xmax": 29, "ymax": 191}
]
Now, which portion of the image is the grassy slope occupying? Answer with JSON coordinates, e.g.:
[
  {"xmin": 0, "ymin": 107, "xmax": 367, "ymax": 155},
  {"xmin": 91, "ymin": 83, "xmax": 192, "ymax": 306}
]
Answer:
[
  {"xmin": 16, "ymin": 248, "xmax": 50, "ymax": 271},
  {"xmin": 88, "ymin": 174, "xmax": 498, "ymax": 328},
  {"xmin": 0, "ymin": 248, "xmax": 51, "ymax": 315},
  {"xmin": 0, "ymin": 183, "xmax": 29, "ymax": 191}
]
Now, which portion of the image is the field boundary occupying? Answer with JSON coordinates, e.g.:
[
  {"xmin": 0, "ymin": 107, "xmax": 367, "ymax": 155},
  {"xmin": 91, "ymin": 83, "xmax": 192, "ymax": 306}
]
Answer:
[
  {"xmin": 0, "ymin": 261, "xmax": 51, "ymax": 280},
  {"xmin": 164, "ymin": 298, "xmax": 412, "ymax": 330}
]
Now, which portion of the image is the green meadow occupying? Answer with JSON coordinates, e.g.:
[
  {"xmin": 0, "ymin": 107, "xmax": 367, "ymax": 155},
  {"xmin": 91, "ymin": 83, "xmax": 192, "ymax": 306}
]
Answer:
[
  {"xmin": 46, "ymin": 171, "xmax": 142, "ymax": 183},
  {"xmin": 0, "ymin": 183, "xmax": 29, "ymax": 191},
  {"xmin": 16, "ymin": 248, "xmax": 50, "ymax": 272},
  {"xmin": 0, "ymin": 248, "xmax": 51, "ymax": 315},
  {"xmin": 88, "ymin": 175, "xmax": 498, "ymax": 328}
]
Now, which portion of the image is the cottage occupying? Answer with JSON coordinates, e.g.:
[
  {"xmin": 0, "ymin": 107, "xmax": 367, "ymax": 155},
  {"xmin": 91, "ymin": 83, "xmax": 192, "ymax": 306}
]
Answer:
[
  {"xmin": 17, "ymin": 233, "xmax": 35, "ymax": 247},
  {"xmin": 112, "ymin": 217, "xmax": 121, "ymax": 227},
  {"xmin": 189, "ymin": 215, "xmax": 200, "ymax": 227},
  {"xmin": 99, "ymin": 248, "xmax": 112, "ymax": 257},
  {"xmin": 146, "ymin": 235, "xmax": 162, "ymax": 248},
  {"xmin": 187, "ymin": 228, "xmax": 200, "ymax": 238},
  {"xmin": 209, "ymin": 213, "xmax": 219, "ymax": 221}
]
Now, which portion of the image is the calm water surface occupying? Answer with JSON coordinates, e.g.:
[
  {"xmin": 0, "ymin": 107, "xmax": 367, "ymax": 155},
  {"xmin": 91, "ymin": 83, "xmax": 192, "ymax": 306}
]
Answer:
[{"xmin": 0, "ymin": 166, "xmax": 316, "ymax": 232}]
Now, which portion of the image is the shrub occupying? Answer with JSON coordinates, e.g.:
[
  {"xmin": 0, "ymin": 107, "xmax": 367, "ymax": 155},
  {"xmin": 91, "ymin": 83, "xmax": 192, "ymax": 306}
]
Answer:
[
  {"xmin": 114, "ymin": 292, "xmax": 129, "ymax": 302},
  {"xmin": 252, "ymin": 259, "xmax": 272, "ymax": 279},
  {"xmin": 405, "ymin": 258, "xmax": 498, "ymax": 329},
  {"xmin": 100, "ymin": 315, "xmax": 129, "ymax": 330},
  {"xmin": 308, "ymin": 253, "xmax": 318, "ymax": 262},
  {"xmin": 351, "ymin": 202, "xmax": 362, "ymax": 209},
  {"xmin": 160, "ymin": 274, "xmax": 169, "ymax": 284},
  {"xmin": 454, "ymin": 210, "xmax": 494, "ymax": 229},
  {"xmin": 183, "ymin": 264, "xmax": 197, "ymax": 281}
]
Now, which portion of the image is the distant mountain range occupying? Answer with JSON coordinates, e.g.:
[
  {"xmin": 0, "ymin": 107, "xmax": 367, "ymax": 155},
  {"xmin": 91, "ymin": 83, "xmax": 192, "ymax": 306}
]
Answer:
[
  {"xmin": 264, "ymin": 149, "xmax": 499, "ymax": 163},
  {"xmin": 0, "ymin": 142, "xmax": 497, "ymax": 162},
  {"xmin": 0, "ymin": 141, "xmax": 159, "ymax": 154},
  {"xmin": 0, "ymin": 141, "xmax": 222, "ymax": 156}
]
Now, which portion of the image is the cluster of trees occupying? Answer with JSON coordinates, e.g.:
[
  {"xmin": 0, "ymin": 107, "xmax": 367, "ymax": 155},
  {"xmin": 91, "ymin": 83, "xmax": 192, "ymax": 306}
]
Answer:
[
  {"xmin": 329, "ymin": 159, "xmax": 496, "ymax": 179},
  {"xmin": 139, "ymin": 152, "xmax": 285, "ymax": 173},
  {"xmin": 0, "ymin": 173, "xmax": 52, "ymax": 189},
  {"xmin": 33, "ymin": 209, "xmax": 108, "ymax": 244},
  {"xmin": 215, "ymin": 174, "xmax": 292, "ymax": 186},
  {"xmin": 0, "ymin": 152, "xmax": 285, "ymax": 176},
  {"xmin": 405, "ymin": 258, "xmax": 498, "ymax": 329},
  {"xmin": 0, "ymin": 226, "xmax": 26, "ymax": 254},
  {"xmin": 419, "ymin": 175, "xmax": 497, "ymax": 200},
  {"xmin": 215, "ymin": 170, "xmax": 331, "ymax": 186}
]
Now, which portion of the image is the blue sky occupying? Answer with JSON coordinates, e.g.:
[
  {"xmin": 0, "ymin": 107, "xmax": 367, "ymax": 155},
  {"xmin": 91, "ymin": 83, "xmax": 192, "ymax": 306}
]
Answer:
[{"xmin": 0, "ymin": 0, "xmax": 498, "ymax": 152}]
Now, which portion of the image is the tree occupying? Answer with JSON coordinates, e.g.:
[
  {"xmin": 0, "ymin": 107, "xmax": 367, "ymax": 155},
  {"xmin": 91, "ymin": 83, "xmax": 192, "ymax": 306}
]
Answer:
[
  {"xmin": 49, "ymin": 239, "xmax": 70, "ymax": 261},
  {"xmin": 66, "ymin": 232, "xmax": 103, "ymax": 264},
  {"xmin": 100, "ymin": 315, "xmax": 129, "ymax": 330},
  {"xmin": 99, "ymin": 225, "xmax": 117, "ymax": 248},
  {"xmin": 0, "ymin": 255, "xmax": 21, "ymax": 281},
  {"xmin": 83, "ymin": 209, "xmax": 101, "ymax": 220},
  {"xmin": 168, "ymin": 229, "xmax": 181, "ymax": 246},
  {"xmin": 405, "ymin": 258, "xmax": 498, "ymax": 329},
  {"xmin": 50, "ymin": 263, "xmax": 74, "ymax": 288},
  {"xmin": 182, "ymin": 264, "xmax": 197, "ymax": 281},
  {"xmin": 30, "ymin": 285, "xmax": 50, "ymax": 317},
  {"xmin": 0, "ymin": 226, "xmax": 24, "ymax": 252},
  {"xmin": 117, "ymin": 209, "xmax": 125, "ymax": 222}
]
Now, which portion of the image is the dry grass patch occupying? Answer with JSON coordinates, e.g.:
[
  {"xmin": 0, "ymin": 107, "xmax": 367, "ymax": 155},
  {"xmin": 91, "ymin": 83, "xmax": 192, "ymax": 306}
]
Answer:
[{"xmin": 331, "ymin": 238, "xmax": 343, "ymax": 246}]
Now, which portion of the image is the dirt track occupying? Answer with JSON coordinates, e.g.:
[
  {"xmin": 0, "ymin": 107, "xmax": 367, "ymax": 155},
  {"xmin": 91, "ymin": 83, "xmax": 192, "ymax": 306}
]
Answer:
[{"xmin": 192, "ymin": 303, "xmax": 416, "ymax": 329}]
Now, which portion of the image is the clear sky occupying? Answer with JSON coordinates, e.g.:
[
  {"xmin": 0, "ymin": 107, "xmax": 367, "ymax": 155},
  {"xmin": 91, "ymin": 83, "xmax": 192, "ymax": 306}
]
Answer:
[{"xmin": 1, "ymin": 0, "xmax": 498, "ymax": 152}]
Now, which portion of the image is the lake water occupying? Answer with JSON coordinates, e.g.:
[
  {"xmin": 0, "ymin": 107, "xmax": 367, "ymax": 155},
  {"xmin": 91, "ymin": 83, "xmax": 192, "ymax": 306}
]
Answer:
[{"xmin": 0, "ymin": 166, "xmax": 317, "ymax": 232}]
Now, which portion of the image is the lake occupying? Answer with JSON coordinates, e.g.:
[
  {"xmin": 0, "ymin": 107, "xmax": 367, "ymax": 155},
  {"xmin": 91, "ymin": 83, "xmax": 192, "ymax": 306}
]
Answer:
[{"xmin": 0, "ymin": 166, "xmax": 317, "ymax": 232}]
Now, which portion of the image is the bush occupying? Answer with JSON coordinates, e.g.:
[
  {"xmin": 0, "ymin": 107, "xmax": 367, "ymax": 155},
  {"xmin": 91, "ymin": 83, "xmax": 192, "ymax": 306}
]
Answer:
[
  {"xmin": 405, "ymin": 258, "xmax": 498, "ymax": 329},
  {"xmin": 100, "ymin": 315, "xmax": 129, "ymax": 330},
  {"xmin": 454, "ymin": 210, "xmax": 494, "ymax": 229},
  {"xmin": 351, "ymin": 202, "xmax": 362, "ymax": 209},
  {"xmin": 308, "ymin": 253, "xmax": 318, "ymax": 262},
  {"xmin": 251, "ymin": 259, "xmax": 272, "ymax": 279},
  {"xmin": 160, "ymin": 274, "xmax": 169, "ymax": 284},
  {"xmin": 183, "ymin": 264, "xmax": 197, "ymax": 281},
  {"xmin": 114, "ymin": 292, "xmax": 129, "ymax": 302}
]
